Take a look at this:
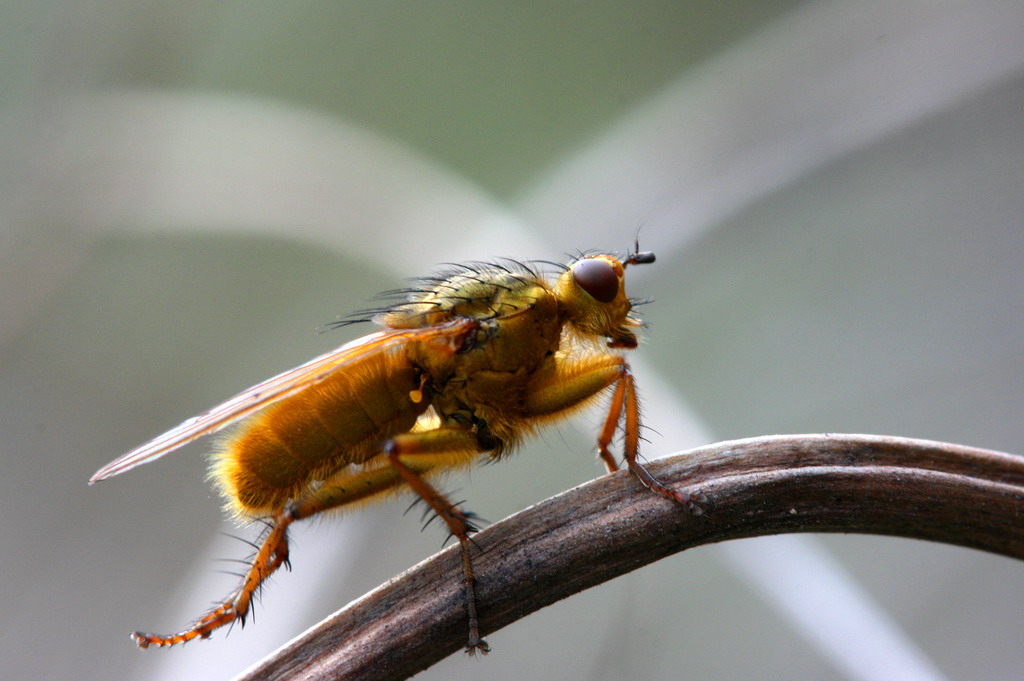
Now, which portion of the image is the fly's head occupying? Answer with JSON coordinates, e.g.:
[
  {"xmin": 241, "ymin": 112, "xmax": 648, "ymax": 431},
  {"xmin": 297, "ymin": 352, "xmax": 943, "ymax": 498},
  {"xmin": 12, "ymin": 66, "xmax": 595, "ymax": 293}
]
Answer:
[{"xmin": 556, "ymin": 250, "xmax": 655, "ymax": 349}]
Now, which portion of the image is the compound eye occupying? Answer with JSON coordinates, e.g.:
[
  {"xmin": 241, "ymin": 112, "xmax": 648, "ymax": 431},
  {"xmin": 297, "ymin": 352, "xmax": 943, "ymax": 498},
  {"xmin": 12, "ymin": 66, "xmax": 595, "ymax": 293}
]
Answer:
[{"xmin": 572, "ymin": 258, "xmax": 619, "ymax": 303}]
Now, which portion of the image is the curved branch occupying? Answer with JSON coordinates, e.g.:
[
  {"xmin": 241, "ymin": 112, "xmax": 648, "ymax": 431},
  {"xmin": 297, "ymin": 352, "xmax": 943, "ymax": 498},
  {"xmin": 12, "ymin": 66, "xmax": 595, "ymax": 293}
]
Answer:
[{"xmin": 235, "ymin": 434, "xmax": 1024, "ymax": 681}]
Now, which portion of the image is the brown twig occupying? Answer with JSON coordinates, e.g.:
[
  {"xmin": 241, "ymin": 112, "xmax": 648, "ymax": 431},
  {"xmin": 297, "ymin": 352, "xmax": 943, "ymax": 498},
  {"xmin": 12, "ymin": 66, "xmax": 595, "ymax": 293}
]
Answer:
[{"xmin": 235, "ymin": 433, "xmax": 1024, "ymax": 681}]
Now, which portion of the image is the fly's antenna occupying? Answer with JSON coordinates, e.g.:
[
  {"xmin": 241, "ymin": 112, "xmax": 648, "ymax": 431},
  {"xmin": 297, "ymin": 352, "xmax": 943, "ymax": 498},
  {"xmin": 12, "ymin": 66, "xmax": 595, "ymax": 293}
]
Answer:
[
  {"xmin": 625, "ymin": 250, "xmax": 656, "ymax": 266},
  {"xmin": 624, "ymin": 228, "xmax": 655, "ymax": 267}
]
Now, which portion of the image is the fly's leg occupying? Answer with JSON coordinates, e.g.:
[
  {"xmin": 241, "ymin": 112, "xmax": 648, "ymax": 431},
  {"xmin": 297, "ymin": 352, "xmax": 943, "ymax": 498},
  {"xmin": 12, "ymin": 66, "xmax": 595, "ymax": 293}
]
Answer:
[
  {"xmin": 598, "ymin": 364, "xmax": 705, "ymax": 514},
  {"xmin": 131, "ymin": 510, "xmax": 294, "ymax": 648},
  {"xmin": 290, "ymin": 427, "xmax": 491, "ymax": 653},
  {"xmin": 383, "ymin": 428, "xmax": 494, "ymax": 655},
  {"xmin": 523, "ymin": 354, "xmax": 705, "ymax": 514},
  {"xmin": 130, "ymin": 437, "xmax": 483, "ymax": 649}
]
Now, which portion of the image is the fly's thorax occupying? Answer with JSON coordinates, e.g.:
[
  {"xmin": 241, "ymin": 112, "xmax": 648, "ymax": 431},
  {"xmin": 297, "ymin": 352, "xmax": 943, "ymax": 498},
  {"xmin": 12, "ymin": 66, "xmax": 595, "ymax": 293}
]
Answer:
[
  {"xmin": 378, "ymin": 268, "xmax": 549, "ymax": 329},
  {"xmin": 406, "ymin": 281, "xmax": 561, "ymax": 378},
  {"xmin": 470, "ymin": 285, "xmax": 560, "ymax": 371},
  {"xmin": 405, "ymin": 278, "xmax": 564, "ymax": 443}
]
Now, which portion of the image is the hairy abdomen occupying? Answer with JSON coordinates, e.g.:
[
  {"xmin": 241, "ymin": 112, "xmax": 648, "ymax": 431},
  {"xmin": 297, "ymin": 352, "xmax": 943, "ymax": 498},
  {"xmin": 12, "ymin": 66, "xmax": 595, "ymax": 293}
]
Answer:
[{"xmin": 212, "ymin": 351, "xmax": 425, "ymax": 515}]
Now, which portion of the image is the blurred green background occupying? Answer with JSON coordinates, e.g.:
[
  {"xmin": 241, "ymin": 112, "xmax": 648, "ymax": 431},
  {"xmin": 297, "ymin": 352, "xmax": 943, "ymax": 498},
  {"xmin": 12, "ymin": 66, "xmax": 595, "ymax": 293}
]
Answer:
[{"xmin": 2, "ymin": 2, "xmax": 1023, "ymax": 680}]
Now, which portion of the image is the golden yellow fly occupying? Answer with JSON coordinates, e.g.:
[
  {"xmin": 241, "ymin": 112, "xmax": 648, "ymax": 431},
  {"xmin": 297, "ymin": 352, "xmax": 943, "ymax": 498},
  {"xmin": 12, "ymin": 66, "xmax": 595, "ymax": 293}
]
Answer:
[{"xmin": 90, "ymin": 247, "xmax": 702, "ymax": 652}]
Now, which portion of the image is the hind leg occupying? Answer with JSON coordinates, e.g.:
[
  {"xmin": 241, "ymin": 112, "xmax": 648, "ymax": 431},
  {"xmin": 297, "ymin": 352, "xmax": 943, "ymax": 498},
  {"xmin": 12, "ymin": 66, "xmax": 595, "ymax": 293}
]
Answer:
[{"xmin": 131, "ymin": 428, "xmax": 490, "ymax": 650}]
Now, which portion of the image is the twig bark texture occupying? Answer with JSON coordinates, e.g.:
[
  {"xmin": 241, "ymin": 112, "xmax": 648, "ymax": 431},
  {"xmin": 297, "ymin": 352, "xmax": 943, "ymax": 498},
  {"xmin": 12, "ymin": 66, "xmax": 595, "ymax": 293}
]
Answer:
[{"xmin": 236, "ymin": 433, "xmax": 1024, "ymax": 681}]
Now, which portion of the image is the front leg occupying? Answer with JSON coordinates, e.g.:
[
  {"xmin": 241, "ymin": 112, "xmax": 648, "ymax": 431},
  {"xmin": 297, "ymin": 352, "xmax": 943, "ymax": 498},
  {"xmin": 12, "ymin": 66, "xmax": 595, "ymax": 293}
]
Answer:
[
  {"xmin": 523, "ymin": 354, "xmax": 704, "ymax": 513},
  {"xmin": 597, "ymin": 363, "xmax": 705, "ymax": 514}
]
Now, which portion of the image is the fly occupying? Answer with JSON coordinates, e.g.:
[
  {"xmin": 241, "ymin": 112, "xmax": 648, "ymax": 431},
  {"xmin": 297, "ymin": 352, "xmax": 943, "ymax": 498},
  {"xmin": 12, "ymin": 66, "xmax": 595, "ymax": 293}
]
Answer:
[{"xmin": 90, "ymin": 246, "xmax": 703, "ymax": 652}]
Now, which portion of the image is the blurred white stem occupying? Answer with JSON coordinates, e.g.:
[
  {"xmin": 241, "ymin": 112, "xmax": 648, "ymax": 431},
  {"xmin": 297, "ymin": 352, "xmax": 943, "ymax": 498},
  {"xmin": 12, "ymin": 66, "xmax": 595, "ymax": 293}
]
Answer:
[{"xmin": 721, "ymin": 536, "xmax": 949, "ymax": 681}]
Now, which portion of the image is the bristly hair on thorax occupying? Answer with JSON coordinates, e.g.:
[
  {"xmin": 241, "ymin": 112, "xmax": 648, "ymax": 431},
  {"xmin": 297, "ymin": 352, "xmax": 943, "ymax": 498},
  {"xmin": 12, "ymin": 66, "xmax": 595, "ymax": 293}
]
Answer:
[{"xmin": 325, "ymin": 257, "xmax": 561, "ymax": 330}]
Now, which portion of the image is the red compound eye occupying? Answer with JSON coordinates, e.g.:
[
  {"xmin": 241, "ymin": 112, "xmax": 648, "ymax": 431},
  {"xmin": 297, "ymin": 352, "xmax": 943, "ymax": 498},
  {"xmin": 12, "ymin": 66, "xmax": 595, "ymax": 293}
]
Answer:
[{"xmin": 572, "ymin": 258, "xmax": 619, "ymax": 303}]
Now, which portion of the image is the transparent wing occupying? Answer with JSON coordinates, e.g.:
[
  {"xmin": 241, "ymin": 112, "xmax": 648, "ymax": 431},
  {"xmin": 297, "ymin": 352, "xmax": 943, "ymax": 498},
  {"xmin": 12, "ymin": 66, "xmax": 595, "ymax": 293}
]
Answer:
[{"xmin": 89, "ymin": 319, "xmax": 478, "ymax": 483}]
